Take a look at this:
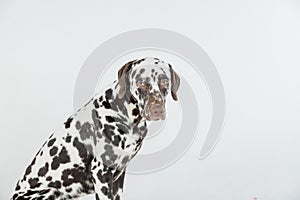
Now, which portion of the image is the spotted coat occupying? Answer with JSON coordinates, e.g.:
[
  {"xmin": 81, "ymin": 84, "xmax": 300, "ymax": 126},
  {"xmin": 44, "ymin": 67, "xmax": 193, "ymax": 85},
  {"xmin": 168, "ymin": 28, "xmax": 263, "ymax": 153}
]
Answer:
[{"xmin": 11, "ymin": 57, "xmax": 180, "ymax": 200}]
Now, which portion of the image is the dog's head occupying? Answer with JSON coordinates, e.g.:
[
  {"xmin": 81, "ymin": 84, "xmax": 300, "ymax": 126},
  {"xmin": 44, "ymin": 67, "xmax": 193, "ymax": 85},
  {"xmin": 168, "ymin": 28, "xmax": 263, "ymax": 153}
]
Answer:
[{"xmin": 117, "ymin": 57, "xmax": 180, "ymax": 121}]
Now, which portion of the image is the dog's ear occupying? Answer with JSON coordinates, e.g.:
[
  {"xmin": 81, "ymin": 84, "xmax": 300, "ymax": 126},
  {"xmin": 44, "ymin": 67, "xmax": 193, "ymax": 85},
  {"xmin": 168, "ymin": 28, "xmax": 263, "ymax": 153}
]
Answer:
[
  {"xmin": 117, "ymin": 60, "xmax": 134, "ymax": 99},
  {"xmin": 169, "ymin": 64, "xmax": 180, "ymax": 101}
]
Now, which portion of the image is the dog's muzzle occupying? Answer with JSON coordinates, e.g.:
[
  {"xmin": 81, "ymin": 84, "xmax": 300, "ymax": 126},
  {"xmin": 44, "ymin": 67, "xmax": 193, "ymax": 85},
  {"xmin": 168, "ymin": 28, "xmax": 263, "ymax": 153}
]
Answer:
[{"xmin": 144, "ymin": 94, "xmax": 166, "ymax": 121}]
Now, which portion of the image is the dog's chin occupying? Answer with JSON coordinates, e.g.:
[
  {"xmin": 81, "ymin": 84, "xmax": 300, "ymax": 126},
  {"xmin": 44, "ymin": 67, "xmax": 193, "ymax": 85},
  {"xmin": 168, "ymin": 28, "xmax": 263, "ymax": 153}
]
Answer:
[{"xmin": 144, "ymin": 114, "xmax": 166, "ymax": 121}]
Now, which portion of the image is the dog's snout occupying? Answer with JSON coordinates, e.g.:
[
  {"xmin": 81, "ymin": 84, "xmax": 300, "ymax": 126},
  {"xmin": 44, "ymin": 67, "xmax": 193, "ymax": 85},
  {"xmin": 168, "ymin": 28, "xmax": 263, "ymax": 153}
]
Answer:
[
  {"xmin": 148, "ymin": 93, "xmax": 163, "ymax": 104},
  {"xmin": 149, "ymin": 104, "xmax": 165, "ymax": 120},
  {"xmin": 145, "ymin": 92, "xmax": 166, "ymax": 120},
  {"xmin": 151, "ymin": 104, "xmax": 164, "ymax": 114}
]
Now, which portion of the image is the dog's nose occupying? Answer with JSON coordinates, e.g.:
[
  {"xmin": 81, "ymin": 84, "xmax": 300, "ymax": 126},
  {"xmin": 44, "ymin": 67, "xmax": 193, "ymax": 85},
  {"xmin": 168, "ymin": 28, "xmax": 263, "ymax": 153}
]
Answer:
[
  {"xmin": 149, "ymin": 104, "xmax": 165, "ymax": 120},
  {"xmin": 148, "ymin": 96, "xmax": 163, "ymax": 106}
]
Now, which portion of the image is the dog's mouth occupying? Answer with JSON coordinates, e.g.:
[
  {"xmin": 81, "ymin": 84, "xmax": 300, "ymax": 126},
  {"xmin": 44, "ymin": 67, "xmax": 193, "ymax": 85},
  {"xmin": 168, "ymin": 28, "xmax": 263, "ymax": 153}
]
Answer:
[{"xmin": 144, "ymin": 102, "xmax": 166, "ymax": 121}]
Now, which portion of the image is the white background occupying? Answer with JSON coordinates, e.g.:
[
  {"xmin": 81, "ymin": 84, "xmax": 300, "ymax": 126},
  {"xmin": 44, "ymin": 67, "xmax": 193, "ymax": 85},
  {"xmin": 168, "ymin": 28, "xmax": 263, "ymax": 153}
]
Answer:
[{"xmin": 1, "ymin": 0, "xmax": 300, "ymax": 199}]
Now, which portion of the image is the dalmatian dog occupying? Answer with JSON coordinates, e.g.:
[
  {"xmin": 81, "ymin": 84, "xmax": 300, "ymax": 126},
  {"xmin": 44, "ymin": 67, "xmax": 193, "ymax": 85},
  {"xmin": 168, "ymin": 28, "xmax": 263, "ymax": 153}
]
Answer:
[{"xmin": 11, "ymin": 57, "xmax": 180, "ymax": 200}]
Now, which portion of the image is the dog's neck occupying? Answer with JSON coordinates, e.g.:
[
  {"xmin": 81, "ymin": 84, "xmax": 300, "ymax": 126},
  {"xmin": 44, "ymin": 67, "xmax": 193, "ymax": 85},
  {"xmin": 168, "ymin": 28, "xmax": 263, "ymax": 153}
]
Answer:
[{"xmin": 112, "ymin": 81, "xmax": 146, "ymax": 128}]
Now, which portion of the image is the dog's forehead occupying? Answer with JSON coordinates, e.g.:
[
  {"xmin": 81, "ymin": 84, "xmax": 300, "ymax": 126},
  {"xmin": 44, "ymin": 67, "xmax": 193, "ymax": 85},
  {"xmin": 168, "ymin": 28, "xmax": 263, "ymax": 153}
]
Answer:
[{"xmin": 130, "ymin": 64, "xmax": 170, "ymax": 82}]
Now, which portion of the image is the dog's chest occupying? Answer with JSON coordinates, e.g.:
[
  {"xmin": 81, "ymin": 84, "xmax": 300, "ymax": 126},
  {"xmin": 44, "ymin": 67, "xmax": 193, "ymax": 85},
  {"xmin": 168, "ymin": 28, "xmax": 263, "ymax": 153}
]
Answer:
[
  {"xmin": 68, "ymin": 91, "xmax": 147, "ymax": 170},
  {"xmin": 93, "ymin": 113, "xmax": 146, "ymax": 170}
]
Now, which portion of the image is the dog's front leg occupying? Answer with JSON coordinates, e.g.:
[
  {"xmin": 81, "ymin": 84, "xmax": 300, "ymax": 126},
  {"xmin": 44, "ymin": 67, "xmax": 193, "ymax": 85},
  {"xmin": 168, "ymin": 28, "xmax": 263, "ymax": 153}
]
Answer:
[
  {"xmin": 91, "ymin": 157, "xmax": 115, "ymax": 200},
  {"xmin": 112, "ymin": 170, "xmax": 126, "ymax": 200}
]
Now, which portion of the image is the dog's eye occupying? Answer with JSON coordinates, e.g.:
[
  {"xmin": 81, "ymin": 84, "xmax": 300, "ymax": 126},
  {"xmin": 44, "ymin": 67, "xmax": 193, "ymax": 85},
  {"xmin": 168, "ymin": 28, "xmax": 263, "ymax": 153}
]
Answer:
[
  {"xmin": 137, "ymin": 81, "xmax": 149, "ymax": 90},
  {"xmin": 159, "ymin": 79, "xmax": 169, "ymax": 88},
  {"xmin": 158, "ymin": 79, "xmax": 168, "ymax": 95},
  {"xmin": 136, "ymin": 81, "xmax": 145, "ymax": 87}
]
